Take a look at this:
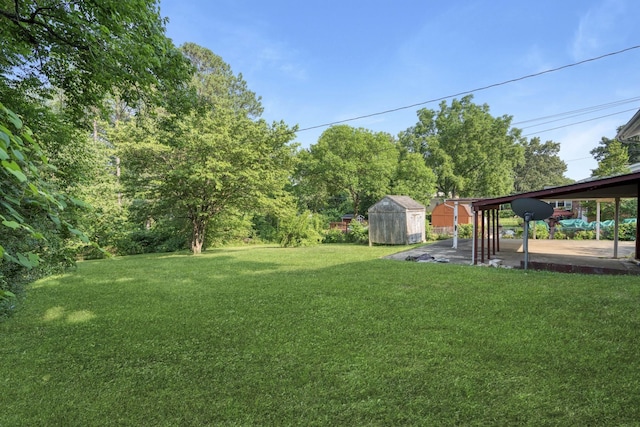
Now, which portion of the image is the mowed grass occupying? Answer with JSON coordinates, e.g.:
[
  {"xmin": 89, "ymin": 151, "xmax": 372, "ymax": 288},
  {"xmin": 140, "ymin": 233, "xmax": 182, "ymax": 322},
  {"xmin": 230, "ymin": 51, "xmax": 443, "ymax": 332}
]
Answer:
[{"xmin": 2, "ymin": 244, "xmax": 640, "ymax": 426}]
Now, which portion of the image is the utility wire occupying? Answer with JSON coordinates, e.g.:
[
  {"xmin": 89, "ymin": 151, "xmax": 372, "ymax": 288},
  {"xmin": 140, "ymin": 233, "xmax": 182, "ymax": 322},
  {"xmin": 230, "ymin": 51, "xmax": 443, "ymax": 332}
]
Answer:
[
  {"xmin": 518, "ymin": 103, "xmax": 640, "ymax": 130},
  {"xmin": 514, "ymin": 96, "xmax": 640, "ymax": 126},
  {"xmin": 522, "ymin": 108, "xmax": 639, "ymax": 137},
  {"xmin": 298, "ymin": 44, "xmax": 640, "ymax": 132}
]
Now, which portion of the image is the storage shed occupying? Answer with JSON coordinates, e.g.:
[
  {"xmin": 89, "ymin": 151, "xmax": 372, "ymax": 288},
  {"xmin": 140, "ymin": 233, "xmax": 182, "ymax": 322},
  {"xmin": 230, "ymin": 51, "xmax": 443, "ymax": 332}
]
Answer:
[
  {"xmin": 368, "ymin": 195, "xmax": 426, "ymax": 245},
  {"xmin": 431, "ymin": 201, "xmax": 473, "ymax": 228}
]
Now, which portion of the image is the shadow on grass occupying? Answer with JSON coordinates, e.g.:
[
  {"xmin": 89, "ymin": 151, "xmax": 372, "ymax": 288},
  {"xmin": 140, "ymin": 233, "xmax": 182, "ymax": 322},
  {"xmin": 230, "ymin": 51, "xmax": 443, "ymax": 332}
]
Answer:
[{"xmin": 4, "ymin": 246, "xmax": 640, "ymax": 425}]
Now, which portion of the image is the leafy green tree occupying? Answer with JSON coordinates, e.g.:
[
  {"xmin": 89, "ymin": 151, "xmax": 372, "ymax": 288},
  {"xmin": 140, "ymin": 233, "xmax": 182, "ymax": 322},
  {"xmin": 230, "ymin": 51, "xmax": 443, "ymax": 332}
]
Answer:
[
  {"xmin": 0, "ymin": 0, "xmax": 192, "ymax": 122},
  {"xmin": 0, "ymin": 1, "xmax": 193, "ymax": 314},
  {"xmin": 591, "ymin": 135, "xmax": 640, "ymax": 165},
  {"xmin": 117, "ymin": 45, "xmax": 296, "ymax": 254},
  {"xmin": 391, "ymin": 149, "xmax": 436, "ymax": 207},
  {"xmin": 513, "ymin": 137, "xmax": 573, "ymax": 193},
  {"xmin": 0, "ymin": 103, "xmax": 91, "ymax": 311},
  {"xmin": 581, "ymin": 138, "xmax": 632, "ymax": 223},
  {"xmin": 180, "ymin": 42, "xmax": 263, "ymax": 117},
  {"xmin": 304, "ymin": 125, "xmax": 398, "ymax": 217},
  {"xmin": 119, "ymin": 109, "xmax": 295, "ymax": 254},
  {"xmin": 399, "ymin": 95, "xmax": 524, "ymax": 198},
  {"xmin": 591, "ymin": 139, "xmax": 630, "ymax": 178}
]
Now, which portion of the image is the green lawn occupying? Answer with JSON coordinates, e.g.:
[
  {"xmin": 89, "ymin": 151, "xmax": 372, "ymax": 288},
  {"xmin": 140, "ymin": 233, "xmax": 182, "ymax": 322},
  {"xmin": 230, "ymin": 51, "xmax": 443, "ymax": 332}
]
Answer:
[{"xmin": 2, "ymin": 244, "xmax": 640, "ymax": 426}]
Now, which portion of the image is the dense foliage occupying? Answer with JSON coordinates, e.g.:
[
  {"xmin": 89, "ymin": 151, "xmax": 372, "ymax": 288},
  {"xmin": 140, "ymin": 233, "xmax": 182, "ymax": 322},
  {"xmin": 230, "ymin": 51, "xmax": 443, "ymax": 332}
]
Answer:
[
  {"xmin": 399, "ymin": 95, "xmax": 524, "ymax": 198},
  {"xmin": 0, "ymin": 0, "xmax": 192, "ymax": 122},
  {"xmin": 0, "ymin": 103, "xmax": 91, "ymax": 314},
  {"xmin": 0, "ymin": 0, "xmax": 192, "ymax": 316},
  {"xmin": 513, "ymin": 137, "xmax": 573, "ymax": 192}
]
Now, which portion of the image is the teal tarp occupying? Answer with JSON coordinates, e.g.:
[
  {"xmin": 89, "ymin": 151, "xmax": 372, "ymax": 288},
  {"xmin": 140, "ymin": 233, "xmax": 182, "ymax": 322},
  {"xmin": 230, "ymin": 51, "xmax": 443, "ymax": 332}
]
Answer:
[{"xmin": 558, "ymin": 218, "xmax": 636, "ymax": 230}]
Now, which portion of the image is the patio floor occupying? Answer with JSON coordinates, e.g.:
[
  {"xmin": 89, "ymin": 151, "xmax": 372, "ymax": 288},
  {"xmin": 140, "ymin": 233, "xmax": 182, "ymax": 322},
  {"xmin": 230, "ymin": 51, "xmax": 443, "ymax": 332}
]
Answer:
[{"xmin": 385, "ymin": 238, "xmax": 640, "ymax": 275}]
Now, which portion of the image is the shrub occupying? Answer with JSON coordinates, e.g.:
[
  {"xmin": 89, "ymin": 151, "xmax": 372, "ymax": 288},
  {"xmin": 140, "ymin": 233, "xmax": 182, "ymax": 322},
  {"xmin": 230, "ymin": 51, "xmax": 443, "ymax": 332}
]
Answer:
[
  {"xmin": 574, "ymin": 230, "xmax": 596, "ymax": 240},
  {"xmin": 123, "ymin": 229, "xmax": 188, "ymax": 254},
  {"xmin": 278, "ymin": 211, "xmax": 324, "ymax": 247},
  {"xmin": 553, "ymin": 230, "xmax": 567, "ymax": 240},
  {"xmin": 322, "ymin": 229, "xmax": 348, "ymax": 244},
  {"xmin": 424, "ymin": 219, "xmax": 437, "ymax": 241},
  {"xmin": 346, "ymin": 221, "xmax": 369, "ymax": 244},
  {"xmin": 528, "ymin": 223, "xmax": 549, "ymax": 240},
  {"xmin": 458, "ymin": 223, "xmax": 473, "ymax": 238},
  {"xmin": 499, "ymin": 208, "xmax": 516, "ymax": 218},
  {"xmin": 601, "ymin": 222, "xmax": 636, "ymax": 241}
]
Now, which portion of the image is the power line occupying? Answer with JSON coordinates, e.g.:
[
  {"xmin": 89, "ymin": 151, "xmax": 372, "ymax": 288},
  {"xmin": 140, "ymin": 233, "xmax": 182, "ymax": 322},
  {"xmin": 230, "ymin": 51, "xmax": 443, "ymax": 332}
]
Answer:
[
  {"xmin": 522, "ymin": 108, "xmax": 639, "ymax": 137},
  {"xmin": 298, "ymin": 44, "xmax": 640, "ymax": 132},
  {"xmin": 514, "ymin": 96, "xmax": 640, "ymax": 127}
]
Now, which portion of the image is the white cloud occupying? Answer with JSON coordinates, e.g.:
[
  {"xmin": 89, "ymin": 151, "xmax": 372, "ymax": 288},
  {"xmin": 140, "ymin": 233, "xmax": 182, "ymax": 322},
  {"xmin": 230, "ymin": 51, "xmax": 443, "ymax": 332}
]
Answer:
[{"xmin": 571, "ymin": 0, "xmax": 628, "ymax": 59}]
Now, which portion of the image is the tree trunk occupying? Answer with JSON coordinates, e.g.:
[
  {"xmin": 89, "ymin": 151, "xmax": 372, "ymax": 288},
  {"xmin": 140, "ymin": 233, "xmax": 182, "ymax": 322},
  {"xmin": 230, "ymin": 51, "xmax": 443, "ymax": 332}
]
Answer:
[
  {"xmin": 351, "ymin": 190, "xmax": 360, "ymax": 218},
  {"xmin": 191, "ymin": 218, "xmax": 206, "ymax": 255}
]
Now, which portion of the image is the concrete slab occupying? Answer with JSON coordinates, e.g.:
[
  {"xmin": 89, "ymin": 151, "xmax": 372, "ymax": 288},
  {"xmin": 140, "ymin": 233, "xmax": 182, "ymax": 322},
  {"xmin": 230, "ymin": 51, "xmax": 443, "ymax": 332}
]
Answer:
[{"xmin": 385, "ymin": 238, "xmax": 640, "ymax": 275}]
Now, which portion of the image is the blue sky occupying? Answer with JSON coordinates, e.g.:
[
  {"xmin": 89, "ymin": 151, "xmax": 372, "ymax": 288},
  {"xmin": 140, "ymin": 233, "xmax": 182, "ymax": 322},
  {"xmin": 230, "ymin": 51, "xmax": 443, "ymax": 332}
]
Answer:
[{"xmin": 159, "ymin": 0, "xmax": 640, "ymax": 181}]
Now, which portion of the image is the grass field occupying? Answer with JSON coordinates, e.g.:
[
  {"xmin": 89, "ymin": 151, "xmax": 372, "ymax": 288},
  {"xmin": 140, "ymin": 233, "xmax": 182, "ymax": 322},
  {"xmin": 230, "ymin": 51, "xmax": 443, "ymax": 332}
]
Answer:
[{"xmin": 2, "ymin": 244, "xmax": 640, "ymax": 426}]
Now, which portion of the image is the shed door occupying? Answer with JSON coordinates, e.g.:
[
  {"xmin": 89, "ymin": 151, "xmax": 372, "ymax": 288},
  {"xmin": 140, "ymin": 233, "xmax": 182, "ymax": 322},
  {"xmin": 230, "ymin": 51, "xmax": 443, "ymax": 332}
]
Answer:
[{"xmin": 407, "ymin": 213, "xmax": 424, "ymax": 243}]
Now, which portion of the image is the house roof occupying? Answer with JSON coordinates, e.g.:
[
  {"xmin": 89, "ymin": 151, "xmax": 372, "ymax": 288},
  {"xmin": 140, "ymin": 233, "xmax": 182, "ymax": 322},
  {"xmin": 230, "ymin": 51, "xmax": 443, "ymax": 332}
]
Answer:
[
  {"xmin": 472, "ymin": 171, "xmax": 640, "ymax": 210},
  {"xmin": 617, "ymin": 108, "xmax": 640, "ymax": 141}
]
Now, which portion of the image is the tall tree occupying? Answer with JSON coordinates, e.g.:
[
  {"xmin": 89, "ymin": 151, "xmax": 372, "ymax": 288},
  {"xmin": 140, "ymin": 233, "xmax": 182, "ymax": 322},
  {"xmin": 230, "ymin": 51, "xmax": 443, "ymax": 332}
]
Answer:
[
  {"xmin": 1, "ymin": 103, "xmax": 91, "ymax": 308},
  {"xmin": 180, "ymin": 42, "xmax": 263, "ymax": 118},
  {"xmin": 304, "ymin": 125, "xmax": 398, "ymax": 217},
  {"xmin": 591, "ymin": 135, "xmax": 640, "ymax": 165},
  {"xmin": 591, "ymin": 138, "xmax": 630, "ymax": 178},
  {"xmin": 513, "ymin": 137, "xmax": 572, "ymax": 193},
  {"xmin": 399, "ymin": 95, "xmax": 523, "ymax": 198},
  {"xmin": 391, "ymin": 149, "xmax": 437, "ymax": 207},
  {"xmin": 117, "ymin": 45, "xmax": 296, "ymax": 254}
]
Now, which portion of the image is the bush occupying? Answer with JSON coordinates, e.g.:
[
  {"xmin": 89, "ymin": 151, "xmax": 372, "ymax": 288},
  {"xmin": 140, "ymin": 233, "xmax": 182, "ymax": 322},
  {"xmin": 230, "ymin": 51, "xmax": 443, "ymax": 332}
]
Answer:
[
  {"xmin": 528, "ymin": 223, "xmax": 549, "ymax": 240},
  {"xmin": 458, "ymin": 223, "xmax": 473, "ymax": 238},
  {"xmin": 574, "ymin": 230, "xmax": 596, "ymax": 240},
  {"xmin": 601, "ymin": 222, "xmax": 636, "ymax": 241},
  {"xmin": 121, "ymin": 229, "xmax": 188, "ymax": 255},
  {"xmin": 278, "ymin": 211, "xmax": 324, "ymax": 247},
  {"xmin": 424, "ymin": 219, "xmax": 437, "ymax": 241},
  {"xmin": 499, "ymin": 208, "xmax": 516, "ymax": 218},
  {"xmin": 322, "ymin": 229, "xmax": 348, "ymax": 244},
  {"xmin": 346, "ymin": 221, "xmax": 369, "ymax": 244},
  {"xmin": 553, "ymin": 230, "xmax": 567, "ymax": 240}
]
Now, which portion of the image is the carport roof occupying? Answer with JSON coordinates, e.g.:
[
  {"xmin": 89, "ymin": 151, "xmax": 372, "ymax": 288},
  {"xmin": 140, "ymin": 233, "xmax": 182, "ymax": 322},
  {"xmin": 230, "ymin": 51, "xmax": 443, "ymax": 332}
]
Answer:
[{"xmin": 472, "ymin": 171, "xmax": 640, "ymax": 210}]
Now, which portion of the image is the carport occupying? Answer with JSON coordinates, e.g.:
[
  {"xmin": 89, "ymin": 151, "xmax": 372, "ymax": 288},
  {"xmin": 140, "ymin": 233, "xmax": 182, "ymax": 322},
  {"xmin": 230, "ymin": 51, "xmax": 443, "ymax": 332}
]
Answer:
[{"xmin": 471, "ymin": 172, "xmax": 640, "ymax": 266}]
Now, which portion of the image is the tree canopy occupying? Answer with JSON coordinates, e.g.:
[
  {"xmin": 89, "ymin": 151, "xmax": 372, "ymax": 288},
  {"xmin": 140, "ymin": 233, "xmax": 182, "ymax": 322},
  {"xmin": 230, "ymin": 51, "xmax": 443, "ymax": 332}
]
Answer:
[
  {"xmin": 591, "ymin": 135, "xmax": 640, "ymax": 166},
  {"xmin": 513, "ymin": 137, "xmax": 572, "ymax": 193},
  {"xmin": 302, "ymin": 125, "xmax": 399, "ymax": 217},
  {"xmin": 399, "ymin": 95, "xmax": 524, "ymax": 198},
  {"xmin": 117, "ymin": 44, "xmax": 297, "ymax": 254},
  {"xmin": 591, "ymin": 138, "xmax": 630, "ymax": 178},
  {"xmin": 0, "ymin": 0, "xmax": 192, "ymax": 121},
  {"xmin": 0, "ymin": 0, "xmax": 192, "ymax": 314}
]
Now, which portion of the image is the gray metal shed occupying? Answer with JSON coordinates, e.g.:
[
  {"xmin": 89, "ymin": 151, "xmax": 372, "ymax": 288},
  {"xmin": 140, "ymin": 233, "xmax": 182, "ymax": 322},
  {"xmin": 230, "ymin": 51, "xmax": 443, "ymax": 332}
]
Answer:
[{"xmin": 368, "ymin": 195, "xmax": 426, "ymax": 245}]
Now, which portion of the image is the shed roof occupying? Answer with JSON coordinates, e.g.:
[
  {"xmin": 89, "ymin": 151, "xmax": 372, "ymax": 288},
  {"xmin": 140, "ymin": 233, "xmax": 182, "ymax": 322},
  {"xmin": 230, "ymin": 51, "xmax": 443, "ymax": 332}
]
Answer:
[{"xmin": 379, "ymin": 195, "xmax": 425, "ymax": 210}]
